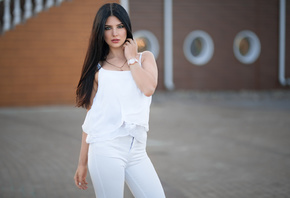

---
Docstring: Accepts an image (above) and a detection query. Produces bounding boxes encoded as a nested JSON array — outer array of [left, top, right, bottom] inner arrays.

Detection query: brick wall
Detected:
[[1, 0, 289, 106], [173, 0, 280, 90], [131, 0, 289, 90], [0, 0, 118, 106], [130, 0, 165, 90]]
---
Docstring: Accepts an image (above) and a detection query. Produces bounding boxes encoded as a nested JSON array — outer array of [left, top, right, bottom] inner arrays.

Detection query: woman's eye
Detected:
[[105, 26, 111, 30], [117, 25, 124, 29]]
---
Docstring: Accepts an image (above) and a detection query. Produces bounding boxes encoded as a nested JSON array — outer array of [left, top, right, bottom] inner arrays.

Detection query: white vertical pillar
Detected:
[[34, 0, 43, 14], [279, 0, 290, 85], [3, 0, 11, 32], [164, 0, 175, 90], [45, 0, 54, 10], [24, 0, 33, 20], [55, 0, 64, 6], [120, 0, 129, 15], [13, 0, 21, 26]]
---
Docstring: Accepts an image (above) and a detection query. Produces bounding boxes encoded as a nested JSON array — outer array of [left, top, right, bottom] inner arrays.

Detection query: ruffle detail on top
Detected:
[[85, 122, 147, 144]]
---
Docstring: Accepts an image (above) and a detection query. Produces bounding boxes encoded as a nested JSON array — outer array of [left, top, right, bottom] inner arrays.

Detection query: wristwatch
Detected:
[[127, 58, 139, 66]]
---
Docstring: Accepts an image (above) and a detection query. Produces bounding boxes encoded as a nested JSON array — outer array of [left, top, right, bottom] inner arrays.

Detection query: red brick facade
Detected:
[[0, 0, 117, 106], [130, 0, 290, 90], [130, 0, 165, 89], [0, 0, 289, 106]]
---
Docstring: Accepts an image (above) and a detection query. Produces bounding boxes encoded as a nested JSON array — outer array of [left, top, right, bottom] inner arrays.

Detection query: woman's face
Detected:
[[104, 16, 127, 49]]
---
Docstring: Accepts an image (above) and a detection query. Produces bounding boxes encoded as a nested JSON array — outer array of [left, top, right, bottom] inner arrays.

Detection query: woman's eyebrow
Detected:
[[105, 23, 123, 26]]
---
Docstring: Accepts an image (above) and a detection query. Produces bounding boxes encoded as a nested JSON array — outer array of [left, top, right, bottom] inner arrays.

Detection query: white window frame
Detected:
[[133, 30, 160, 59], [233, 30, 261, 64], [183, 30, 214, 66]]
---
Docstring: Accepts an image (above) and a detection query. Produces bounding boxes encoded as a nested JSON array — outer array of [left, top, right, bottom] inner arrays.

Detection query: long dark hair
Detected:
[[76, 3, 133, 109]]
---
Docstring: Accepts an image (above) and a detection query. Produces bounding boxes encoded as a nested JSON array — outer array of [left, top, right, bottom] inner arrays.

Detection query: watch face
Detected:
[[129, 58, 137, 65]]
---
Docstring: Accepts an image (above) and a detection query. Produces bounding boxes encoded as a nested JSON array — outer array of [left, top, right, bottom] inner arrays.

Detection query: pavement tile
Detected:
[[0, 90, 290, 198]]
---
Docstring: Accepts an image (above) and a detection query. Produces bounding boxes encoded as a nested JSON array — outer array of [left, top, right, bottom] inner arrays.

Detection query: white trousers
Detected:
[[88, 135, 166, 198]]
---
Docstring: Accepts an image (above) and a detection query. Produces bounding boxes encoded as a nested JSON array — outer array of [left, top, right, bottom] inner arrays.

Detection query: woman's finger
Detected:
[[74, 174, 78, 185], [127, 38, 134, 44], [79, 179, 88, 190], [74, 176, 81, 189], [74, 174, 87, 190]]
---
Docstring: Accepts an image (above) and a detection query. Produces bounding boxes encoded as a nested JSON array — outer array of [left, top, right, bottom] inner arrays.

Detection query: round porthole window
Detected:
[[233, 30, 261, 64], [183, 30, 214, 66], [133, 30, 159, 59]]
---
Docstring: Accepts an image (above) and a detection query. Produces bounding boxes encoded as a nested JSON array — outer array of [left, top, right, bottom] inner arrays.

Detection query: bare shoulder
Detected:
[[140, 51, 158, 78], [141, 51, 155, 60], [140, 51, 156, 68]]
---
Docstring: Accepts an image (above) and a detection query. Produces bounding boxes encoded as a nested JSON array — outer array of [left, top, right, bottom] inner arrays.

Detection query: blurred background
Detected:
[[0, 0, 290, 106], [0, 0, 290, 197]]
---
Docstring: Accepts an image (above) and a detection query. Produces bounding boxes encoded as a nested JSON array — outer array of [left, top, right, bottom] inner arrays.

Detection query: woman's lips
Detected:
[[111, 39, 120, 43]]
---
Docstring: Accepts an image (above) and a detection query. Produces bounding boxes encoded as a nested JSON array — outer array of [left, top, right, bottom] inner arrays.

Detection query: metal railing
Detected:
[[0, 0, 69, 35]]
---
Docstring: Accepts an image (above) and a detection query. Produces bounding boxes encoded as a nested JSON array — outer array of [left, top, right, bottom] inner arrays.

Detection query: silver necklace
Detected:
[[105, 59, 127, 71]]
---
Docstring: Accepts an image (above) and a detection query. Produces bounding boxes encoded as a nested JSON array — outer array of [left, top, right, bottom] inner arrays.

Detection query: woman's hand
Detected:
[[123, 38, 138, 60], [74, 165, 88, 190]]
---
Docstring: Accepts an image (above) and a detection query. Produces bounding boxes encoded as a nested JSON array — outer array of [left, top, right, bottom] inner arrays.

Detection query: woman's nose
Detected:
[[112, 28, 118, 36]]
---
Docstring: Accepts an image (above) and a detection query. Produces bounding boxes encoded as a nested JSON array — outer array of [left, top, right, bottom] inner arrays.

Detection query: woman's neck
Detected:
[[107, 47, 126, 60]]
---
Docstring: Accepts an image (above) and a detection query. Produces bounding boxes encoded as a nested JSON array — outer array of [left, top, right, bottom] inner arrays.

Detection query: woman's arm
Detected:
[[129, 51, 158, 96], [74, 132, 89, 190], [74, 72, 98, 190], [123, 39, 158, 97]]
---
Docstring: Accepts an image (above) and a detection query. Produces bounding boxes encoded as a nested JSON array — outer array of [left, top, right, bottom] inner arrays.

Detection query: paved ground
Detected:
[[0, 90, 290, 198]]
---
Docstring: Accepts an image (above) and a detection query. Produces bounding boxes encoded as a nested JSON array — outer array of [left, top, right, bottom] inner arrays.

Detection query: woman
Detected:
[[74, 3, 166, 198]]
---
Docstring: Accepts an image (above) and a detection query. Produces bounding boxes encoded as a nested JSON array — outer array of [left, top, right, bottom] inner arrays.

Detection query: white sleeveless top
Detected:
[[82, 53, 151, 143]]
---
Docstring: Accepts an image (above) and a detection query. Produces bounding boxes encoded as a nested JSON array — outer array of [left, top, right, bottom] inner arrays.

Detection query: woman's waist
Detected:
[[86, 121, 148, 144]]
